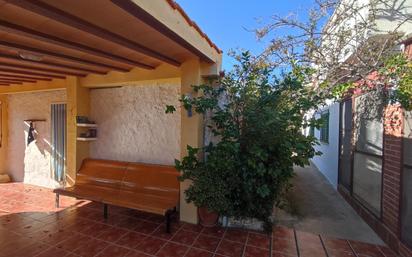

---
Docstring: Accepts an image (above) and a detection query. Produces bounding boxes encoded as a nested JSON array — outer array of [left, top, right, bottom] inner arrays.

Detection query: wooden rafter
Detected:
[[0, 76, 36, 83], [0, 63, 85, 77], [0, 53, 106, 75], [0, 84, 10, 86], [5, 0, 181, 66], [0, 80, 22, 84], [0, 67, 65, 79], [0, 40, 130, 72], [0, 73, 51, 81], [0, 20, 155, 70], [112, 0, 214, 63]]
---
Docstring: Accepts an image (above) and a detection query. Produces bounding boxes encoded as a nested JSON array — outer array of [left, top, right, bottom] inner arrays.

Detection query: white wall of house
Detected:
[[6, 90, 67, 188], [89, 79, 181, 166], [307, 101, 340, 189]]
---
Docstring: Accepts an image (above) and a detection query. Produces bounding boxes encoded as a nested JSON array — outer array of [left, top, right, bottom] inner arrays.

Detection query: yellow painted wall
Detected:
[[179, 59, 205, 224], [0, 94, 8, 174], [66, 76, 90, 186], [0, 79, 66, 95], [80, 64, 180, 88]]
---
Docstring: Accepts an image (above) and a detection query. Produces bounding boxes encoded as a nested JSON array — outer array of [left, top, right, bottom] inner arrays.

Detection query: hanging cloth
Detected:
[[27, 122, 35, 145]]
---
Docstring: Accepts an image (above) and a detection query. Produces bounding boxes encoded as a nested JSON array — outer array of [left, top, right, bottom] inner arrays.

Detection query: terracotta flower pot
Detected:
[[198, 207, 219, 227]]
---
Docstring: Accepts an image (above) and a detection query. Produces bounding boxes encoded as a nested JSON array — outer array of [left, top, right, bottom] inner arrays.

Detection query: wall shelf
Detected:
[[77, 123, 98, 128], [77, 137, 97, 142]]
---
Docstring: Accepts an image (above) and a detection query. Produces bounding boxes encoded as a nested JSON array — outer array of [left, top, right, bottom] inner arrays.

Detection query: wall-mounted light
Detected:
[[18, 52, 44, 62]]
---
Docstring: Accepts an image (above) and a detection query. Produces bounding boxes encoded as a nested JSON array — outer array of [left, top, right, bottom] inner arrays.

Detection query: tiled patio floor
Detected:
[[0, 183, 399, 257]]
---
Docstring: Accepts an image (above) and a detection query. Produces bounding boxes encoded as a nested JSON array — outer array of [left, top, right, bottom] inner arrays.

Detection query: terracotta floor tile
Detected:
[[73, 238, 108, 256], [115, 216, 142, 230], [272, 237, 298, 256], [156, 242, 189, 257], [185, 248, 214, 257], [201, 226, 226, 238], [193, 234, 221, 252], [95, 244, 131, 257], [216, 239, 244, 257], [224, 229, 248, 243], [79, 221, 112, 235], [145, 213, 165, 224], [272, 252, 297, 257], [244, 245, 270, 257], [35, 246, 70, 257], [152, 224, 179, 240], [349, 241, 385, 257], [247, 232, 271, 249], [299, 247, 328, 257], [7, 241, 50, 257], [135, 236, 167, 255], [117, 231, 148, 248], [296, 231, 322, 245], [125, 250, 153, 257], [181, 222, 204, 233], [55, 233, 91, 251], [134, 220, 160, 234], [273, 226, 295, 241], [97, 226, 129, 242], [171, 229, 199, 245], [322, 238, 353, 253], [327, 249, 357, 257]]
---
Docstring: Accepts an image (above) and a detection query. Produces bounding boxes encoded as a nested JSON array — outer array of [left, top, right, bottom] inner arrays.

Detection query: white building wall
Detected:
[[310, 102, 340, 189], [6, 90, 67, 188], [89, 79, 181, 165]]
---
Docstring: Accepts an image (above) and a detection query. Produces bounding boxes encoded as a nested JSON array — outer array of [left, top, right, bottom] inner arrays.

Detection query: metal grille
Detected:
[[339, 99, 353, 191], [51, 103, 66, 183]]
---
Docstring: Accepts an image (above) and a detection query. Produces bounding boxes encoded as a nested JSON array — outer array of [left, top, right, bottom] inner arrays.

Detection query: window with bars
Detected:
[[309, 125, 315, 137], [320, 111, 329, 143]]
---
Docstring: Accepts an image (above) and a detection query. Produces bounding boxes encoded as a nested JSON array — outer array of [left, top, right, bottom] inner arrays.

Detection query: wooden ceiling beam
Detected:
[[0, 72, 51, 81], [0, 76, 36, 83], [0, 80, 22, 84], [112, 0, 214, 63], [0, 40, 129, 72], [0, 84, 10, 86], [0, 53, 106, 75], [0, 67, 65, 79], [0, 20, 155, 70], [0, 62, 85, 77], [5, 0, 181, 66]]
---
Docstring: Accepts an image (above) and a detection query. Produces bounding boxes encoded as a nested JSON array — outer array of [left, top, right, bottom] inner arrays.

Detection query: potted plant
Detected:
[[167, 52, 321, 230]]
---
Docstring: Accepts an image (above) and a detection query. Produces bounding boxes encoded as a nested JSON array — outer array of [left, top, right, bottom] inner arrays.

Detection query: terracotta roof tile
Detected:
[[165, 0, 222, 54]]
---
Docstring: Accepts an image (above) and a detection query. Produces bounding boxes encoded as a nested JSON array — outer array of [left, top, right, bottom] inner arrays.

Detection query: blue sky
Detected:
[[175, 0, 316, 70]]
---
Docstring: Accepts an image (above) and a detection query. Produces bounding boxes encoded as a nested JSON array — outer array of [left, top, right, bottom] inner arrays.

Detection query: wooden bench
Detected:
[[54, 158, 180, 232]]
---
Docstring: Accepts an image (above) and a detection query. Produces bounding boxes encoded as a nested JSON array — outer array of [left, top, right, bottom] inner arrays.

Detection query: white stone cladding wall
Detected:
[[7, 90, 66, 188], [89, 80, 181, 165]]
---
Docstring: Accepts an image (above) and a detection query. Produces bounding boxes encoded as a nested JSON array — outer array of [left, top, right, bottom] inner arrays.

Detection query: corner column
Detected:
[[0, 95, 8, 173], [179, 59, 203, 224], [66, 76, 90, 186]]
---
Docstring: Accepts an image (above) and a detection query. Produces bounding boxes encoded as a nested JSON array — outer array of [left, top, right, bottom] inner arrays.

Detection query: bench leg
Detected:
[[165, 210, 172, 233], [55, 194, 60, 208], [165, 208, 176, 233], [103, 204, 108, 219]]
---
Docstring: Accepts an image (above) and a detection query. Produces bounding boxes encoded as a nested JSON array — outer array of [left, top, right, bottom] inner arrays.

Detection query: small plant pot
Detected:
[[198, 207, 219, 227]]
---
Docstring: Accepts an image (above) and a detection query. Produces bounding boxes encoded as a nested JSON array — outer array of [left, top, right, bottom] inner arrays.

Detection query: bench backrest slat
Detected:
[[76, 159, 180, 198], [122, 163, 180, 195], [76, 159, 127, 189]]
